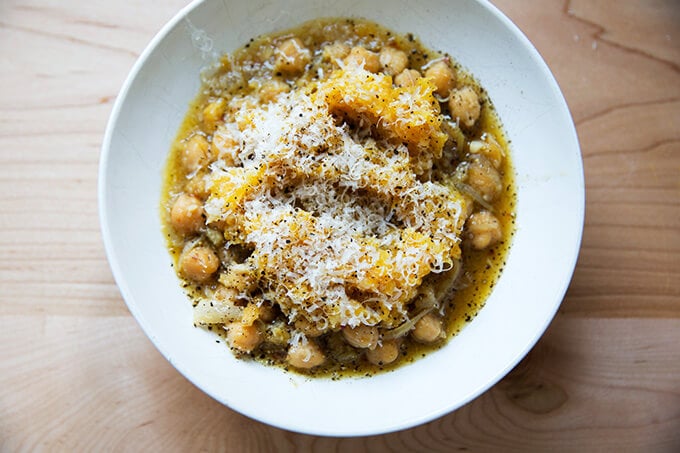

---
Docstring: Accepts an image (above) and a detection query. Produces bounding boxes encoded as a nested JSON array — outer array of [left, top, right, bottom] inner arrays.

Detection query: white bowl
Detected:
[[99, 0, 583, 436]]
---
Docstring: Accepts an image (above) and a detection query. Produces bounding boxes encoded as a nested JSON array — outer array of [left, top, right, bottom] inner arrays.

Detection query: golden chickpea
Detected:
[[342, 325, 379, 349], [424, 60, 456, 97], [469, 134, 504, 169], [449, 86, 481, 129], [366, 339, 400, 366], [322, 41, 351, 63], [286, 340, 325, 369], [219, 262, 256, 293], [344, 46, 380, 73], [182, 134, 210, 173], [274, 38, 311, 74], [227, 322, 262, 353], [179, 246, 219, 283], [412, 313, 443, 343], [466, 211, 502, 250], [238, 299, 276, 325], [202, 98, 226, 132], [183, 173, 209, 200], [211, 129, 238, 168], [212, 128, 238, 153], [394, 68, 421, 87], [294, 317, 324, 338], [170, 193, 204, 235], [379, 47, 408, 76], [213, 286, 239, 306], [467, 155, 502, 202], [259, 79, 289, 103]]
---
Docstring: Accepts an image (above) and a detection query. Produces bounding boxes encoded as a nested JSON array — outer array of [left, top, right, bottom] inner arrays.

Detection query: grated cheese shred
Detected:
[[204, 61, 467, 332]]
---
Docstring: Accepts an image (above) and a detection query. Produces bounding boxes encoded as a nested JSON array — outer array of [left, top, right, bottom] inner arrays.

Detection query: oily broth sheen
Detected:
[[161, 18, 516, 378]]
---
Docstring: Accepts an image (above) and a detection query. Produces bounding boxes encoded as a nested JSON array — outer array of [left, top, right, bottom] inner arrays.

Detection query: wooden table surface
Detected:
[[1, 0, 679, 451]]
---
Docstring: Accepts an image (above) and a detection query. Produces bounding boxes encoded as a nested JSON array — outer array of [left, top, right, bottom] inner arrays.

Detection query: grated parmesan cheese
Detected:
[[204, 60, 467, 332]]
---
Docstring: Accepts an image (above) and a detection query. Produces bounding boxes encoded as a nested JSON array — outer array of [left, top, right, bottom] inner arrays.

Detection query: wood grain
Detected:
[[1, 0, 679, 451]]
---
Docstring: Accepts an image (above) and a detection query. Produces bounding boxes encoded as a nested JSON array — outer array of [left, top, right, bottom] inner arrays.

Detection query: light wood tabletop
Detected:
[[1, 0, 679, 451]]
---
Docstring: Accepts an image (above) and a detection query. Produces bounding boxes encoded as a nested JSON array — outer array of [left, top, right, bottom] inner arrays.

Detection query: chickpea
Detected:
[[379, 47, 408, 76], [235, 298, 276, 325], [424, 60, 456, 97], [181, 134, 210, 173], [342, 325, 379, 349], [274, 38, 311, 74], [449, 86, 480, 129], [227, 322, 262, 353], [202, 98, 226, 133], [212, 128, 238, 154], [366, 339, 400, 366], [210, 130, 238, 169], [322, 41, 350, 63], [294, 317, 324, 338], [213, 286, 239, 306], [170, 193, 204, 235], [183, 173, 209, 200], [469, 134, 504, 169], [179, 246, 219, 283], [286, 340, 325, 369], [466, 211, 502, 250], [219, 262, 257, 293], [394, 68, 421, 87], [344, 46, 380, 73], [259, 79, 289, 103], [412, 313, 443, 343], [467, 155, 502, 202]]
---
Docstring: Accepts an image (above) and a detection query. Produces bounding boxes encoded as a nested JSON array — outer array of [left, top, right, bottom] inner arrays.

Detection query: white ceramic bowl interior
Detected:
[[99, 0, 584, 436]]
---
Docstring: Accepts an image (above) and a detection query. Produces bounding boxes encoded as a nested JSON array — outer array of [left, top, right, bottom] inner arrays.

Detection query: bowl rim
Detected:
[[98, 0, 585, 436]]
